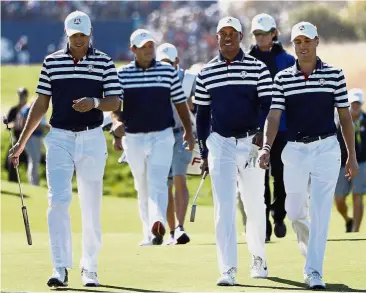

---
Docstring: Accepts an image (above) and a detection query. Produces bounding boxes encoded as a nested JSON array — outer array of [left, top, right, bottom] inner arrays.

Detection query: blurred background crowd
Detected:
[[2, 0, 366, 67]]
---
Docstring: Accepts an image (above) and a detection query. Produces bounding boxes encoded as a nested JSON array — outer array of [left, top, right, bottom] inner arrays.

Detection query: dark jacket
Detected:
[[248, 42, 295, 131]]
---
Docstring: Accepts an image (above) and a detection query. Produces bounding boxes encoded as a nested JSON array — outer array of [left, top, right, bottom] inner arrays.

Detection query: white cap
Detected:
[[348, 88, 364, 104], [156, 43, 178, 62], [291, 22, 318, 42], [130, 29, 155, 48], [64, 11, 92, 37], [251, 13, 276, 33], [217, 16, 242, 33]]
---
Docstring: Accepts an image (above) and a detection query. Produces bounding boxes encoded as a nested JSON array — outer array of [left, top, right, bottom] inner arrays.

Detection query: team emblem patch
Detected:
[[156, 76, 162, 83], [227, 18, 232, 23], [299, 25, 305, 31], [318, 78, 325, 86], [140, 33, 147, 38], [240, 71, 247, 79], [163, 48, 169, 53], [74, 17, 81, 25], [87, 65, 94, 72]]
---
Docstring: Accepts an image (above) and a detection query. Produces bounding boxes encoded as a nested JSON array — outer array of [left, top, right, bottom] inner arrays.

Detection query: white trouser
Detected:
[[206, 132, 266, 274], [122, 127, 174, 241], [282, 136, 340, 277], [44, 127, 107, 271]]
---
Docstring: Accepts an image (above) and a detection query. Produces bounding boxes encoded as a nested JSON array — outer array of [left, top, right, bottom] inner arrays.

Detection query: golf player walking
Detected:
[[195, 16, 272, 285], [113, 30, 194, 246], [9, 11, 122, 287], [259, 22, 358, 289]]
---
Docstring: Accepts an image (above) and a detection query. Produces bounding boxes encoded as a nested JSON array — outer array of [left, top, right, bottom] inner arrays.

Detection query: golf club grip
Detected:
[[22, 206, 32, 245], [190, 205, 196, 222]]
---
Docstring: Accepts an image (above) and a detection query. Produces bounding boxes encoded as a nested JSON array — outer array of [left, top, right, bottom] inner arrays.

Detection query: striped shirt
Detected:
[[36, 46, 122, 130], [194, 49, 272, 137], [270, 58, 349, 141], [118, 60, 186, 133]]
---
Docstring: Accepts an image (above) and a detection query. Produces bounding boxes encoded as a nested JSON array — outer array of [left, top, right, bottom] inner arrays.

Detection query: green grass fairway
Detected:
[[1, 181, 365, 292]]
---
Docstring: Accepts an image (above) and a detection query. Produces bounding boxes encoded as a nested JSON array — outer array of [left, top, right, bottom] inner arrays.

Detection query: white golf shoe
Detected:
[[163, 235, 175, 245], [174, 226, 190, 245], [250, 256, 268, 278], [138, 239, 152, 246], [216, 267, 237, 286], [304, 271, 326, 289], [81, 268, 100, 287], [47, 267, 68, 287]]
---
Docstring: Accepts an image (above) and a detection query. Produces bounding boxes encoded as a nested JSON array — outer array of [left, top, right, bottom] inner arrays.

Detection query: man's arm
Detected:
[[334, 69, 358, 179], [9, 94, 50, 165], [337, 107, 358, 179], [258, 72, 285, 169], [171, 69, 194, 151]]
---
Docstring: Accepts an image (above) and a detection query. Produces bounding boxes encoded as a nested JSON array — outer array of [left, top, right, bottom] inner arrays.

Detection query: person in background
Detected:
[[335, 88, 365, 232], [156, 43, 196, 245], [4, 87, 29, 182], [20, 98, 49, 185], [247, 13, 295, 242]]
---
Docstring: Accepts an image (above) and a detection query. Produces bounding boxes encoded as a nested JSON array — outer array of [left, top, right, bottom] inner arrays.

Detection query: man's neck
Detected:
[[222, 49, 240, 62], [258, 45, 272, 52], [69, 47, 88, 61], [298, 58, 317, 76], [136, 58, 153, 69]]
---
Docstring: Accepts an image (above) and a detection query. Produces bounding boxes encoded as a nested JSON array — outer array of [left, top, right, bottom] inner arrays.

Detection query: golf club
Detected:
[[190, 170, 208, 222], [3, 116, 32, 245]]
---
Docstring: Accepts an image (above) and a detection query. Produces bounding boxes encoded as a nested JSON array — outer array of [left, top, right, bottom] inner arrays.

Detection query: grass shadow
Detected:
[[327, 238, 366, 242], [267, 277, 365, 292], [1, 190, 29, 198], [54, 285, 172, 293], [100, 284, 173, 293]]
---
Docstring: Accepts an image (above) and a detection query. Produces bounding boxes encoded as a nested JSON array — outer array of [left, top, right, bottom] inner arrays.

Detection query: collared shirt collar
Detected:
[[64, 44, 95, 58], [292, 57, 323, 74], [134, 58, 157, 69], [218, 48, 245, 63]]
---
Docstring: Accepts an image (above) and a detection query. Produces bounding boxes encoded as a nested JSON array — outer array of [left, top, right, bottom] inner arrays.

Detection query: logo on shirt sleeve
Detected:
[[87, 64, 94, 72], [318, 78, 326, 86], [156, 76, 162, 83]]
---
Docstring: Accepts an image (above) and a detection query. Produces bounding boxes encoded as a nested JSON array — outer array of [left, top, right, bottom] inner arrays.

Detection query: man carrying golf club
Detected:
[[194, 16, 272, 285], [8, 10, 122, 288]]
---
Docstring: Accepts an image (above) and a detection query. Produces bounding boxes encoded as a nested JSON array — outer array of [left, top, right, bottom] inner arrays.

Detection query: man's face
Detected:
[[131, 41, 155, 63], [350, 101, 362, 118], [217, 26, 242, 55], [253, 30, 275, 49], [68, 33, 91, 52], [293, 35, 318, 62]]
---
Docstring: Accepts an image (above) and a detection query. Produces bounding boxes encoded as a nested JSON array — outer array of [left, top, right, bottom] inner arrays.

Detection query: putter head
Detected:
[[190, 205, 196, 222]]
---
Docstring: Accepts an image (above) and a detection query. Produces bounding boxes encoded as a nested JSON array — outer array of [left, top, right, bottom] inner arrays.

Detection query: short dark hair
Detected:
[[270, 28, 278, 42]]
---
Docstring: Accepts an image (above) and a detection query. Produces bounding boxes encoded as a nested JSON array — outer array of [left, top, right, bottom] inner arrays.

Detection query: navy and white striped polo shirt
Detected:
[[117, 60, 186, 133], [194, 49, 272, 137], [36, 46, 122, 130], [270, 58, 349, 141]]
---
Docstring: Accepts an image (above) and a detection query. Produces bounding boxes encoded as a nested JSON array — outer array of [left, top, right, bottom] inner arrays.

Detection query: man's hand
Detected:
[[113, 137, 123, 152], [8, 141, 26, 167], [258, 149, 270, 169], [200, 158, 209, 174], [183, 131, 195, 151], [345, 155, 358, 180], [252, 131, 263, 148], [72, 98, 94, 112], [111, 121, 125, 138]]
